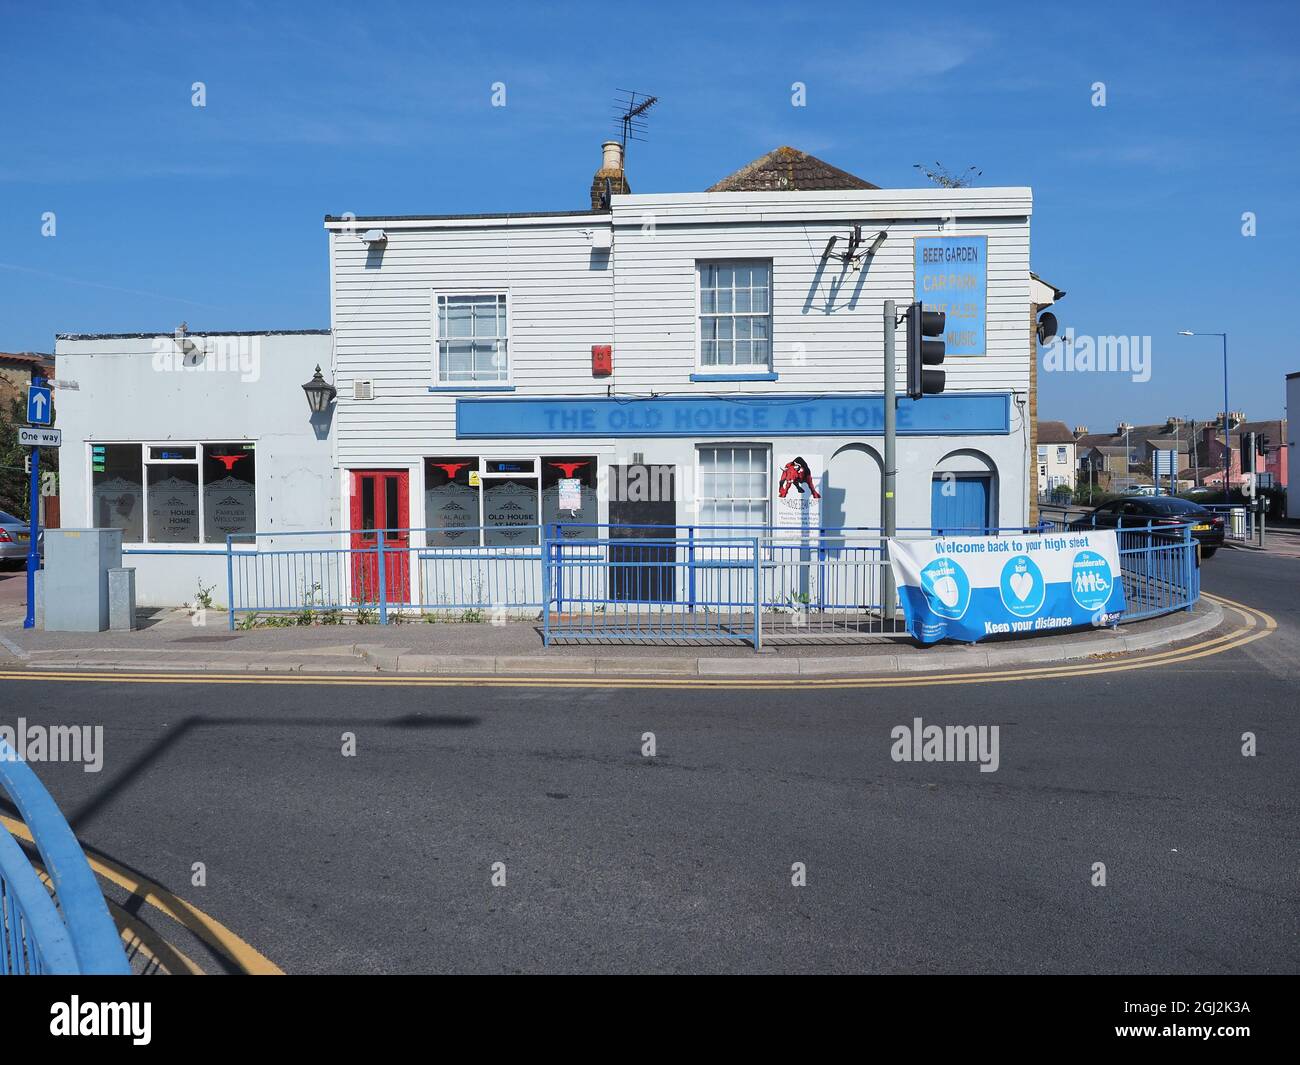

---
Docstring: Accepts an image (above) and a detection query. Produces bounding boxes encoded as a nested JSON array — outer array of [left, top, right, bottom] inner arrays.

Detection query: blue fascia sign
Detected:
[[915, 235, 987, 357], [457, 393, 1010, 439]]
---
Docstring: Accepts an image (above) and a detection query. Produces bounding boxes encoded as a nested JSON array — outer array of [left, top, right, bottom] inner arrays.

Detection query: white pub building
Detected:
[[326, 145, 1048, 558]]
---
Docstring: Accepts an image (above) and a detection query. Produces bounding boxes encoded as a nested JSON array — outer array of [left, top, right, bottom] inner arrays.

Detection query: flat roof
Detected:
[[56, 329, 330, 340], [323, 210, 604, 224]]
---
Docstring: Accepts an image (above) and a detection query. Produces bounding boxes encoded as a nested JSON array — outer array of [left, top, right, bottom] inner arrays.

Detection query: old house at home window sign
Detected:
[[423, 456, 597, 547], [90, 442, 258, 545]]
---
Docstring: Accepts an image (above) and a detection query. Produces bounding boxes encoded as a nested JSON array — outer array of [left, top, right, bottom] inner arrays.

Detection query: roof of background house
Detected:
[[1144, 433, 1195, 453], [1036, 420, 1075, 444], [1232, 418, 1284, 440], [707, 146, 880, 192], [0, 351, 54, 368]]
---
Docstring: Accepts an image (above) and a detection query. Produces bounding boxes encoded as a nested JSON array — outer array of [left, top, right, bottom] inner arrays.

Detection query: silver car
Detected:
[[0, 509, 42, 567]]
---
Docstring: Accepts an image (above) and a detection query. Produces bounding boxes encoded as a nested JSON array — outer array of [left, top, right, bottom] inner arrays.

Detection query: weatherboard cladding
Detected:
[[329, 188, 1031, 466]]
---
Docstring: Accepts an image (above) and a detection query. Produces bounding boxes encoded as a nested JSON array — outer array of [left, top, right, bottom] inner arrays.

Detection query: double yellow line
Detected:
[[0, 593, 1274, 691], [1, 813, 282, 975]]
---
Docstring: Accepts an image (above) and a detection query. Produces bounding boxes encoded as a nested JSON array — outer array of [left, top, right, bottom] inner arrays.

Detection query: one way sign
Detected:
[[27, 382, 52, 426]]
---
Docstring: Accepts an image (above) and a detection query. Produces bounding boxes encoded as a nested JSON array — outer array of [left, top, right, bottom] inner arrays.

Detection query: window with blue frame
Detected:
[[698, 262, 772, 370]]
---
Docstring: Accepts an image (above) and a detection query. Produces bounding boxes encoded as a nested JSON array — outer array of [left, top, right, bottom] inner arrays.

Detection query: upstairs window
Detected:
[[698, 262, 771, 370], [435, 293, 508, 385]]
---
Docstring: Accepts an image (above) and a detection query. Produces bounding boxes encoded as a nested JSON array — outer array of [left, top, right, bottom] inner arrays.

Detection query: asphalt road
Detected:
[[3, 547, 1297, 974]]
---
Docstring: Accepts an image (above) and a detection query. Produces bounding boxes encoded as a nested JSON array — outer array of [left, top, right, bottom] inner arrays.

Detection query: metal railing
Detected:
[[544, 536, 762, 645], [542, 525, 1052, 647], [1042, 518, 1200, 621], [222, 521, 1201, 641], [226, 527, 544, 628], [1, 738, 130, 975], [1116, 524, 1200, 620], [1203, 504, 1255, 543]]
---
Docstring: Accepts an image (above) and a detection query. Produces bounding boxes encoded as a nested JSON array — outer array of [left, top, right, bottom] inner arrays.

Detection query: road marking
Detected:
[[1, 813, 283, 975], [0, 593, 1274, 691], [34, 865, 205, 975]]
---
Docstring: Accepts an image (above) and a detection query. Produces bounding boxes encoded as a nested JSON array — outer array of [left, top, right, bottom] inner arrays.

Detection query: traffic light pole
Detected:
[[882, 299, 897, 620]]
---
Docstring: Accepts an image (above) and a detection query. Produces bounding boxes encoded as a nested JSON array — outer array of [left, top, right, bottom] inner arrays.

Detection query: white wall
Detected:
[[1289, 375, 1300, 519], [609, 189, 1031, 396], [54, 331, 337, 607], [327, 188, 1032, 460], [326, 187, 1033, 528]]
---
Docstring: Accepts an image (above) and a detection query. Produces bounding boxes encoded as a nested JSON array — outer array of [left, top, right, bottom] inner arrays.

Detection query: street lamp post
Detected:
[[1178, 331, 1229, 502]]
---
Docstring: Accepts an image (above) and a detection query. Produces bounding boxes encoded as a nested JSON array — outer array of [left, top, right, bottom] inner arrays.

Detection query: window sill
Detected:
[[429, 385, 516, 392], [689, 372, 778, 382], [121, 544, 256, 554]]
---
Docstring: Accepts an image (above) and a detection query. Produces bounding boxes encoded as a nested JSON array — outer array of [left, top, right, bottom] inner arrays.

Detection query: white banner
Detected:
[[889, 529, 1126, 644]]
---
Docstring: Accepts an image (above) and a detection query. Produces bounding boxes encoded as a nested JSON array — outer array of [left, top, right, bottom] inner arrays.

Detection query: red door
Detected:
[[350, 470, 410, 605]]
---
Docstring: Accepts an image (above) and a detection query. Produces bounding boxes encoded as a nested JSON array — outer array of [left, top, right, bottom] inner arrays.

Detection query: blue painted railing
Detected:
[[225, 527, 545, 628], [0, 738, 129, 975], [1041, 518, 1201, 621], [222, 521, 1200, 638]]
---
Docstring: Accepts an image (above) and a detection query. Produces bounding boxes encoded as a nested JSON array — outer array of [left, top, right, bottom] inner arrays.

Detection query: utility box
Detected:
[[592, 344, 612, 376], [42, 528, 123, 632], [108, 568, 138, 631]]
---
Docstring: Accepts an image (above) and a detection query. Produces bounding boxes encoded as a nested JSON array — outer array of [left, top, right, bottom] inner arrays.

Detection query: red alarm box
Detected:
[[592, 344, 612, 376]]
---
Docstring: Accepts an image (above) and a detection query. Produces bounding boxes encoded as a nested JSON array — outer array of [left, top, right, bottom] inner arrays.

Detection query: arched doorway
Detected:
[[823, 443, 883, 531], [931, 449, 998, 534]]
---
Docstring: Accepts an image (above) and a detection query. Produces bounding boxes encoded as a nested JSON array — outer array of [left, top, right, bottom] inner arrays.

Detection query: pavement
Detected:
[[0, 548, 1293, 975], [0, 577, 1223, 676]]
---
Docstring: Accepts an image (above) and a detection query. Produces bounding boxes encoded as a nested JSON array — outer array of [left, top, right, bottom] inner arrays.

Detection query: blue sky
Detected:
[[2, 0, 1297, 431]]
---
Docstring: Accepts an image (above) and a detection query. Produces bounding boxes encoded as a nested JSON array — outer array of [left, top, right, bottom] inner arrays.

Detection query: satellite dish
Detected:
[[1036, 311, 1059, 345]]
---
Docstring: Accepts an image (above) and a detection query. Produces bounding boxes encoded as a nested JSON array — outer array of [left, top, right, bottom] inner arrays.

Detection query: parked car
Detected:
[[1069, 496, 1225, 558], [0, 510, 43, 568]]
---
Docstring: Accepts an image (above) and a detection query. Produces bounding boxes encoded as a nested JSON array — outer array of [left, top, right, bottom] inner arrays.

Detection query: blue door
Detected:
[[931, 475, 991, 534]]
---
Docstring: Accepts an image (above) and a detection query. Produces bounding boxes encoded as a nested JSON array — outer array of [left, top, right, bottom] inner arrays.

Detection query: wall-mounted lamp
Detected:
[[302, 364, 337, 413], [359, 229, 387, 246]]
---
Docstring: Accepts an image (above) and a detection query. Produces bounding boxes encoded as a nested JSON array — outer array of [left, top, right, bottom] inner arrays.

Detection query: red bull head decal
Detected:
[[778, 456, 820, 499]]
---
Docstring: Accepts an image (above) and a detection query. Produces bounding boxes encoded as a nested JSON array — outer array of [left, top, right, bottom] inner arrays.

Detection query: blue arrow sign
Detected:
[[27, 382, 52, 426]]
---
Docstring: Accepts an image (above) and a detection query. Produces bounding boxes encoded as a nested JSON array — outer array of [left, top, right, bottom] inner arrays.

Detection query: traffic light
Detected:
[[906, 300, 946, 399], [1241, 431, 1257, 475]]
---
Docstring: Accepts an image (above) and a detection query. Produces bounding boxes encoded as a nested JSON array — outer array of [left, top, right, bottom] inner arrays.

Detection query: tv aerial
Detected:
[[821, 225, 887, 269], [614, 89, 658, 148]]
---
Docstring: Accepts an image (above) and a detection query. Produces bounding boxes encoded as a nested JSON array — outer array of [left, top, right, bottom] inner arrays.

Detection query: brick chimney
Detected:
[[590, 141, 630, 211], [1073, 424, 1088, 436]]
